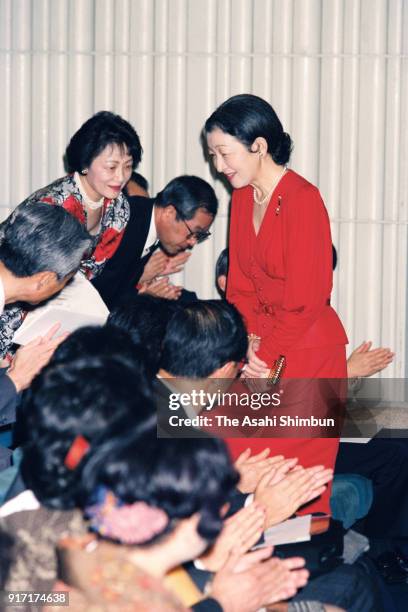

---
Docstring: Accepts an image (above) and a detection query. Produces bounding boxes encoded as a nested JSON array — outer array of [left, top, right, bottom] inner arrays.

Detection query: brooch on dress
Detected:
[[276, 195, 282, 215]]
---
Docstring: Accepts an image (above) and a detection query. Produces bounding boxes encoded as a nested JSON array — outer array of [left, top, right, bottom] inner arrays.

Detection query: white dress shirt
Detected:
[[141, 210, 159, 258]]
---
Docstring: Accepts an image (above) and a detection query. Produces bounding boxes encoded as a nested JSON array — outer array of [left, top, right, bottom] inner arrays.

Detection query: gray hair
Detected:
[[0, 201, 91, 279]]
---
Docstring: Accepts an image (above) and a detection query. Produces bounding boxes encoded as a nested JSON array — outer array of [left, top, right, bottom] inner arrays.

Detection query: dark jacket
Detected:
[[91, 197, 155, 309], [0, 369, 18, 427]]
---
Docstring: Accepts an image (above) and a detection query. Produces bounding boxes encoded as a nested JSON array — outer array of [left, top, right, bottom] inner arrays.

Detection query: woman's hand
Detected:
[[234, 448, 285, 493], [138, 277, 182, 300], [254, 464, 333, 528], [347, 341, 394, 378], [242, 336, 269, 378], [197, 503, 266, 572]]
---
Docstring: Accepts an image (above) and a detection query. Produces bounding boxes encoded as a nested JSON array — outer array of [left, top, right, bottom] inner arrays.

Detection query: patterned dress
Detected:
[[50, 535, 189, 612], [0, 174, 130, 357]]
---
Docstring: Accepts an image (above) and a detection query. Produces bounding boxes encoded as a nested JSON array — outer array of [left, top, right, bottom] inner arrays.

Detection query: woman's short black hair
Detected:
[[80, 425, 239, 544], [332, 245, 337, 271], [215, 248, 229, 280], [65, 111, 142, 173], [155, 175, 218, 220], [215, 248, 229, 297], [107, 295, 180, 375], [160, 300, 248, 378], [205, 94, 292, 165], [18, 327, 155, 510], [130, 171, 149, 192]]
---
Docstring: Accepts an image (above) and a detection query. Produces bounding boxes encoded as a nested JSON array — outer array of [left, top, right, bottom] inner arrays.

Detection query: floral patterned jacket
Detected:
[[0, 174, 130, 357]]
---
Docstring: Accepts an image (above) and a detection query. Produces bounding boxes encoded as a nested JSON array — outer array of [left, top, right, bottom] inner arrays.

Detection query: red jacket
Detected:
[[227, 170, 347, 369]]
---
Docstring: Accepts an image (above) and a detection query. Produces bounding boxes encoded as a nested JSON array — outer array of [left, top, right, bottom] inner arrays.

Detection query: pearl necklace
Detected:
[[74, 172, 105, 210], [253, 166, 288, 206]]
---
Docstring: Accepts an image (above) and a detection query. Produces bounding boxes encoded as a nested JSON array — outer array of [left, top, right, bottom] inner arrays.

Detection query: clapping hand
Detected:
[[235, 448, 287, 493], [7, 323, 68, 392], [347, 341, 394, 378], [254, 464, 333, 527], [210, 547, 308, 612], [197, 503, 266, 572]]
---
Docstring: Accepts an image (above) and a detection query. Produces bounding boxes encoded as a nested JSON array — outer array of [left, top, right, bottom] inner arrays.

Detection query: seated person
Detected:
[[52, 423, 308, 611], [0, 326, 154, 591], [107, 294, 181, 375], [0, 202, 90, 454]]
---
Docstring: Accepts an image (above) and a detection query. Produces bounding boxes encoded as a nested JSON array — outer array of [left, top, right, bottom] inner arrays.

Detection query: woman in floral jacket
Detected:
[[0, 111, 142, 357]]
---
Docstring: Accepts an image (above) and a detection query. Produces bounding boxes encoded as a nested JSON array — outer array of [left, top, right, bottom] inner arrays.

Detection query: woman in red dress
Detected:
[[205, 94, 348, 514]]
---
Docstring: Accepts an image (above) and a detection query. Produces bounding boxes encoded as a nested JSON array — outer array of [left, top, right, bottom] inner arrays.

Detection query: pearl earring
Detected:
[[81, 169, 88, 175]]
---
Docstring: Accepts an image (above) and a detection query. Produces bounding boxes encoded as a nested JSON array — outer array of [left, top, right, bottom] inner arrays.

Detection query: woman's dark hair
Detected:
[[205, 94, 292, 165], [80, 424, 239, 543], [107, 295, 180, 375], [332, 245, 337, 271], [215, 248, 229, 297], [155, 175, 218, 220], [130, 171, 149, 192], [215, 248, 228, 280], [160, 300, 248, 378], [65, 111, 142, 173], [18, 328, 155, 510]]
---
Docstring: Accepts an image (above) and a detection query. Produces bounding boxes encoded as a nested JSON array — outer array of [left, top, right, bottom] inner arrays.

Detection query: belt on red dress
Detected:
[[255, 298, 330, 315]]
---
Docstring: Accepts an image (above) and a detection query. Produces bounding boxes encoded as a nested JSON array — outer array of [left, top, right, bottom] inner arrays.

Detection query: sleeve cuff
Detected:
[[244, 493, 254, 507], [192, 598, 223, 612]]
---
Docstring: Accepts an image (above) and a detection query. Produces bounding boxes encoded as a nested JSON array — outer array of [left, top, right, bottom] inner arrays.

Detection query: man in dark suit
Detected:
[[92, 175, 218, 308]]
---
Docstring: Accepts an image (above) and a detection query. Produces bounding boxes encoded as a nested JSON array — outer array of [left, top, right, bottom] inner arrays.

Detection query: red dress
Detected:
[[226, 170, 348, 514]]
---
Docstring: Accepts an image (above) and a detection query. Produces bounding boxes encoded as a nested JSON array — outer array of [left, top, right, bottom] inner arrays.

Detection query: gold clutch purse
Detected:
[[267, 355, 286, 385]]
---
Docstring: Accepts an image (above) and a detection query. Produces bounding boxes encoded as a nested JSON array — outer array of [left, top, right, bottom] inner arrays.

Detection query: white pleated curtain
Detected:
[[0, 0, 407, 377]]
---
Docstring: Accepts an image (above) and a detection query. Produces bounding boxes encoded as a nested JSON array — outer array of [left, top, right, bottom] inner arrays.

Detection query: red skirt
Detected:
[[226, 344, 347, 514]]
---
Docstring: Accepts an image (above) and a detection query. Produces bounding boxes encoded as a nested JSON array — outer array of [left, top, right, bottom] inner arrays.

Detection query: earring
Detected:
[[81, 169, 88, 175]]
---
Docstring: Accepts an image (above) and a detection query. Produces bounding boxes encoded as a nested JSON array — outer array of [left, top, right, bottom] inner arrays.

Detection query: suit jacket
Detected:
[[91, 197, 155, 309], [0, 370, 18, 469], [0, 369, 17, 427]]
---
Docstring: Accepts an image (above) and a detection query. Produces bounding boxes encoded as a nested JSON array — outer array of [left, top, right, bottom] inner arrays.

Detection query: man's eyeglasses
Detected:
[[178, 216, 211, 244]]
